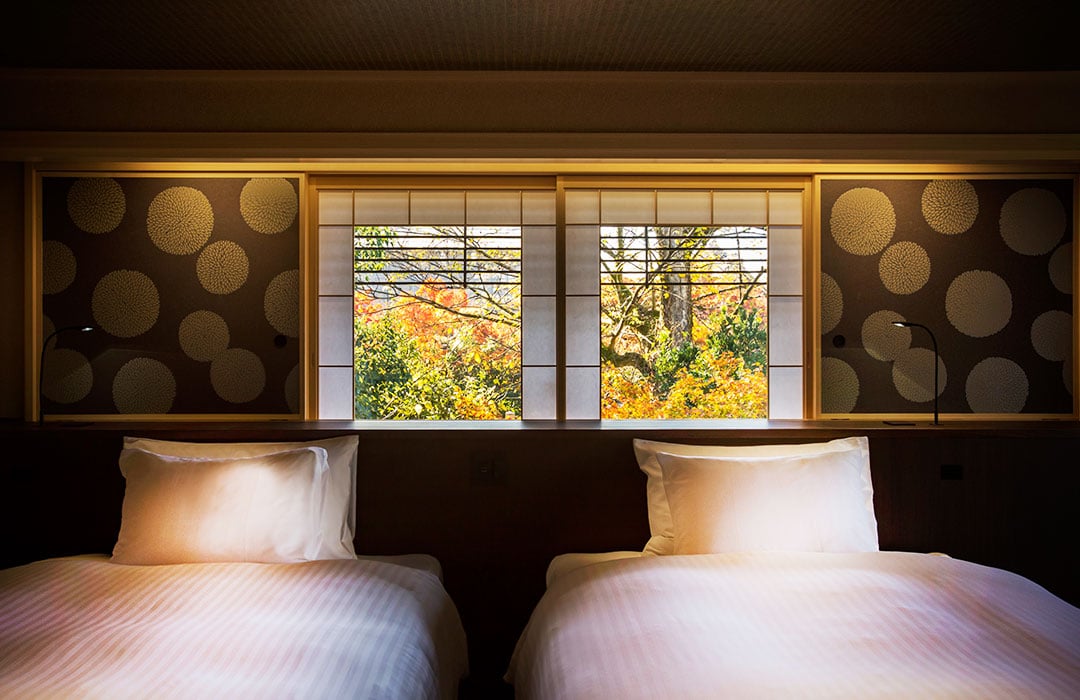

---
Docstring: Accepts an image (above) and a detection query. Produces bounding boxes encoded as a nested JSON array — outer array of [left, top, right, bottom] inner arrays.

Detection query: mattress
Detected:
[[0, 555, 468, 699], [508, 550, 1080, 699]]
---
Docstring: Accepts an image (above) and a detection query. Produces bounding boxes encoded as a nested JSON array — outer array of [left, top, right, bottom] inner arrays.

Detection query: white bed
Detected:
[[508, 436, 1080, 698], [508, 550, 1080, 699], [1, 554, 467, 699], [0, 435, 468, 699]]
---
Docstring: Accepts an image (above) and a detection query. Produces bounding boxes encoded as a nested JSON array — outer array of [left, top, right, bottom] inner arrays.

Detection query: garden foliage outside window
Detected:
[[316, 184, 804, 421]]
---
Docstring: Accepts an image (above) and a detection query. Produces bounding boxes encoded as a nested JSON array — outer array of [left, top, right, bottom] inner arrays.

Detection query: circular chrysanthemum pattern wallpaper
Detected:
[[41, 176, 301, 415], [820, 178, 1073, 415], [67, 177, 126, 234], [830, 187, 896, 255]]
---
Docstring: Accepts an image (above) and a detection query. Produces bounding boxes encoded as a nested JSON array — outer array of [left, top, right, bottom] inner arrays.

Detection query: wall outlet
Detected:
[[470, 462, 503, 484]]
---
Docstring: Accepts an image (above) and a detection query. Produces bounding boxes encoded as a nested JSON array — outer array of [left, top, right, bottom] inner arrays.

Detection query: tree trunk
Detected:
[[659, 227, 692, 346]]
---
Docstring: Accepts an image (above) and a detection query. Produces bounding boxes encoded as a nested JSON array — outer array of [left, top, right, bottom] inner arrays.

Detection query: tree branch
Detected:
[[358, 290, 519, 329], [600, 345, 651, 376]]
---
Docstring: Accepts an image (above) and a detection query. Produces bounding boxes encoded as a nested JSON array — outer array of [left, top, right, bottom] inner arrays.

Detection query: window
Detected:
[[560, 185, 805, 420], [317, 179, 804, 421], [353, 221, 522, 419], [599, 224, 768, 419], [317, 184, 556, 419]]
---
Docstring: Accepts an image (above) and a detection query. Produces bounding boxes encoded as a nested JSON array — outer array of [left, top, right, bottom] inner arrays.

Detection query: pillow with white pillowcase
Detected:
[[112, 446, 330, 565], [633, 436, 874, 554], [122, 435, 359, 560], [656, 447, 879, 555]]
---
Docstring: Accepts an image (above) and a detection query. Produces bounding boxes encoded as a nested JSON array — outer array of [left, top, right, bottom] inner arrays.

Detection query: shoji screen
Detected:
[[316, 186, 556, 420], [563, 184, 806, 420], [316, 180, 803, 421]]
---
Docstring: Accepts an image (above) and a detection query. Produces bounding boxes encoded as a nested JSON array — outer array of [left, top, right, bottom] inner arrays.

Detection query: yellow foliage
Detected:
[[602, 351, 767, 420]]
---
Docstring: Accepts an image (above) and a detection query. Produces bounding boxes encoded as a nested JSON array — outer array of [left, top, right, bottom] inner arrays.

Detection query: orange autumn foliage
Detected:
[[602, 351, 767, 420]]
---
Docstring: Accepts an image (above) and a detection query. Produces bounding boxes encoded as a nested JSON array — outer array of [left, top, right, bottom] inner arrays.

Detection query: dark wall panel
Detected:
[[820, 176, 1075, 416], [40, 175, 301, 416]]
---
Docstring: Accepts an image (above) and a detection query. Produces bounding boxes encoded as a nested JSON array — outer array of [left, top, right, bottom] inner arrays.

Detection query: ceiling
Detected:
[[3, 0, 1077, 73]]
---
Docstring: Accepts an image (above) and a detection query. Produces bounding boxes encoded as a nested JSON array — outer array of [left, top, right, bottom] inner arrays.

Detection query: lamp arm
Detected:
[[909, 323, 940, 425], [928, 328, 939, 425], [891, 320, 940, 425], [37, 325, 94, 425]]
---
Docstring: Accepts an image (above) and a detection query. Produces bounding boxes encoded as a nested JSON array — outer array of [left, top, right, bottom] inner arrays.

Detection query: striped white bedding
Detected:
[[0, 555, 468, 699], [508, 551, 1080, 699]]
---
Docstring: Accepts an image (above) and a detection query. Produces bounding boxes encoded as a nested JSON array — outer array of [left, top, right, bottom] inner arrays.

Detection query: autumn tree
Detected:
[[353, 225, 521, 420], [352, 223, 769, 420], [599, 225, 768, 419]]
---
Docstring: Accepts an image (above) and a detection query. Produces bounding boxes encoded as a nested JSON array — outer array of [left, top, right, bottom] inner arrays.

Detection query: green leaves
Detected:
[[706, 304, 767, 370]]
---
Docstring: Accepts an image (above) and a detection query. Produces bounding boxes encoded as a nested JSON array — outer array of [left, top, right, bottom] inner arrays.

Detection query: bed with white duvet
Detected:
[[0, 435, 468, 699], [508, 550, 1080, 699], [1, 554, 467, 699], [507, 436, 1080, 699]]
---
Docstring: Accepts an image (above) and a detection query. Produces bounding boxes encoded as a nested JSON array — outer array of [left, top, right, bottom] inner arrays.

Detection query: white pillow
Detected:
[[656, 448, 879, 554], [123, 435, 358, 560], [112, 446, 329, 565], [633, 436, 872, 554]]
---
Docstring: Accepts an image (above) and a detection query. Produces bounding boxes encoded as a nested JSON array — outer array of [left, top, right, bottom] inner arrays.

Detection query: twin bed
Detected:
[[1, 554, 466, 699], [508, 550, 1080, 698], [2, 434, 1078, 698], [509, 437, 1080, 699], [0, 435, 468, 699]]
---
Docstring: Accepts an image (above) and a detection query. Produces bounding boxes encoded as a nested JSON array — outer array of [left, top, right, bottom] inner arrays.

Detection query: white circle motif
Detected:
[[821, 273, 843, 335], [179, 310, 230, 362], [41, 348, 93, 404], [147, 186, 215, 255], [861, 310, 911, 362], [113, 358, 176, 413], [921, 179, 978, 235], [91, 270, 160, 338], [240, 178, 298, 234], [264, 269, 299, 337], [966, 357, 1028, 413], [945, 270, 1012, 338], [999, 188, 1065, 256], [892, 347, 947, 403], [67, 178, 125, 234], [1030, 310, 1072, 362], [197, 240, 249, 295], [829, 187, 896, 256], [821, 357, 859, 413], [879, 241, 930, 295], [42, 240, 77, 295], [210, 348, 266, 403], [1048, 243, 1072, 295]]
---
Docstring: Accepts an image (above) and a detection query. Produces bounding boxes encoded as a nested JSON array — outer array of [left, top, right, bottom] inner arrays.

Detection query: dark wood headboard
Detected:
[[2, 421, 1077, 696]]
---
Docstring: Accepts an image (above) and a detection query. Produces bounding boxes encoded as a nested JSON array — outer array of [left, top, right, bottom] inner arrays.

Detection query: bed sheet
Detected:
[[509, 550, 1080, 699], [0, 555, 467, 699]]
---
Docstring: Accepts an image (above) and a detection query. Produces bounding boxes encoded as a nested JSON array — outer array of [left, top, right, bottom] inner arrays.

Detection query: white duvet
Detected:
[[0, 555, 468, 699], [508, 551, 1080, 699]]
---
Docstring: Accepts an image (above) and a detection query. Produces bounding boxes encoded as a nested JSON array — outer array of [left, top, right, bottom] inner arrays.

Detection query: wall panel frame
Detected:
[[30, 168, 308, 421]]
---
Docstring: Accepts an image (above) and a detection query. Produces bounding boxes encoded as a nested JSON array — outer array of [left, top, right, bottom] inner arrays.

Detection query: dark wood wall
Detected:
[[1, 421, 1078, 697]]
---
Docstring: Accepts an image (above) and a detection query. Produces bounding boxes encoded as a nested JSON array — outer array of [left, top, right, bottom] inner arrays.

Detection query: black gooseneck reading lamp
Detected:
[[38, 324, 95, 425], [892, 320, 940, 426]]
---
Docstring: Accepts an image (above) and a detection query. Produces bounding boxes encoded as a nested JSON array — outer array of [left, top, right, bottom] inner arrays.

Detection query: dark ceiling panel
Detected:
[[2, 0, 1076, 72]]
